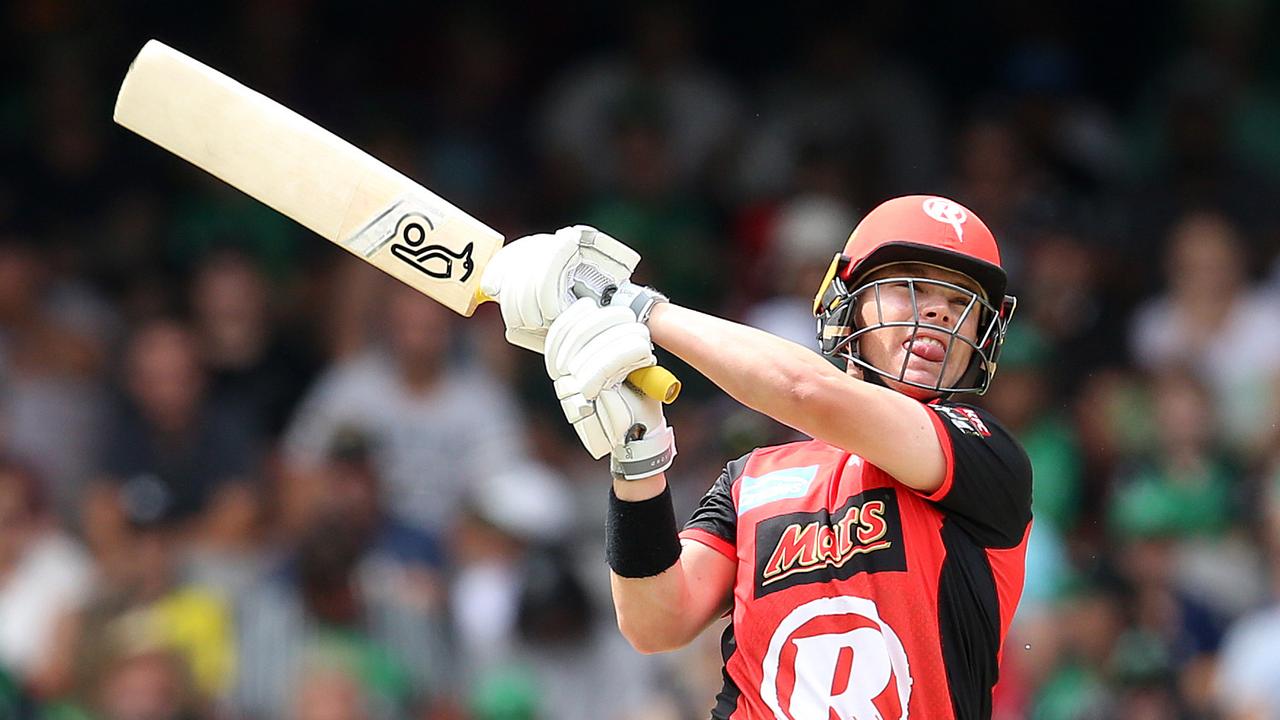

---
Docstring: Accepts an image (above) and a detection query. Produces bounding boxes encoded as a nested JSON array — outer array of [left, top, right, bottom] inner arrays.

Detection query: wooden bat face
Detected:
[[113, 40, 502, 316], [113, 40, 682, 404]]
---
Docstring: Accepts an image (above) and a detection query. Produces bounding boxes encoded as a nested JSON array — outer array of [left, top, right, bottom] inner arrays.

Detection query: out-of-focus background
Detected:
[[2, 1, 1280, 718]]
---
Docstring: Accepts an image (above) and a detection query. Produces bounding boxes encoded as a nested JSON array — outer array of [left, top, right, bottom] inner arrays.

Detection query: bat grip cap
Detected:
[[627, 366, 681, 404]]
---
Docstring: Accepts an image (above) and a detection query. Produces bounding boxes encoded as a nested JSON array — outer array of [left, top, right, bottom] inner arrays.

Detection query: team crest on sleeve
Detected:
[[936, 406, 991, 437]]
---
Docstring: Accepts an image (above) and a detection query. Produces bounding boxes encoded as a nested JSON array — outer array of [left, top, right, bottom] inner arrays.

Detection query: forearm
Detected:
[[646, 302, 946, 491], [647, 303, 848, 434], [610, 555, 702, 653], [609, 473, 730, 652]]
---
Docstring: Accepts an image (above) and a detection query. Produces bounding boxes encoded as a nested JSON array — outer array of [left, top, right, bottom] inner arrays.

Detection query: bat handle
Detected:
[[626, 365, 681, 404], [476, 286, 682, 405], [569, 280, 681, 405]]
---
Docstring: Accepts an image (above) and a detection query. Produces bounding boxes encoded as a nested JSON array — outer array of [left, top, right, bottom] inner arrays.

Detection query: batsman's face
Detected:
[[853, 263, 983, 399]]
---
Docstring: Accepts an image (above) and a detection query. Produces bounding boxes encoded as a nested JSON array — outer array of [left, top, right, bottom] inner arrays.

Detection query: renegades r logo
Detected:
[[754, 488, 906, 598]]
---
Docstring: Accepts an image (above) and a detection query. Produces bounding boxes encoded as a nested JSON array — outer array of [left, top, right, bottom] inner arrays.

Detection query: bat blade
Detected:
[[113, 39, 501, 316], [113, 40, 680, 404]]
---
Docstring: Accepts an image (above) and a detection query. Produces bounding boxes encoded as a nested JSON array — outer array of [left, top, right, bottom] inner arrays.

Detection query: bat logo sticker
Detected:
[[389, 213, 475, 282]]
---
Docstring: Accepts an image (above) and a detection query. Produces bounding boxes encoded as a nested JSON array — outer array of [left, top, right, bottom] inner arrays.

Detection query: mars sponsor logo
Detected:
[[754, 488, 906, 597]]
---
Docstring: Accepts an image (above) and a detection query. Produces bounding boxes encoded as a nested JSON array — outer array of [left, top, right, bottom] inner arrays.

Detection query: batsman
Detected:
[[481, 195, 1033, 720]]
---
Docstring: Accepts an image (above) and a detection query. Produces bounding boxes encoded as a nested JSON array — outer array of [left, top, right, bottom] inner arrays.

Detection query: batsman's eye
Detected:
[[882, 281, 912, 298]]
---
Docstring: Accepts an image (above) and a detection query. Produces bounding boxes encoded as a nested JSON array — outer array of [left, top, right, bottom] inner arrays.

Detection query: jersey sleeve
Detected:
[[679, 453, 750, 561], [922, 402, 1033, 548]]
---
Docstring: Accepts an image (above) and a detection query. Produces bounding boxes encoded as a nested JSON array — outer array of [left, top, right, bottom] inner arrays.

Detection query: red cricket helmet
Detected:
[[813, 195, 1017, 395]]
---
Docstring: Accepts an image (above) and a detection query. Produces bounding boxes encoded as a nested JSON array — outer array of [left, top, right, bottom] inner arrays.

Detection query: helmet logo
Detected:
[[922, 197, 967, 241]]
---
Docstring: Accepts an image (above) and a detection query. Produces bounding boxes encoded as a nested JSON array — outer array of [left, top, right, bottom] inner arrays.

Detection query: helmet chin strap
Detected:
[[845, 347, 889, 388], [861, 365, 890, 388]]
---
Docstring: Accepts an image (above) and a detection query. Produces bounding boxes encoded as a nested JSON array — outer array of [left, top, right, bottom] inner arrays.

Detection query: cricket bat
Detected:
[[113, 40, 679, 403]]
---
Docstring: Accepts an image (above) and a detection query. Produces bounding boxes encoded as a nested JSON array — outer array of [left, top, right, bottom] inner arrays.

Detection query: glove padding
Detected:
[[546, 298, 655, 400], [479, 225, 640, 352], [598, 386, 677, 480], [546, 299, 676, 480]]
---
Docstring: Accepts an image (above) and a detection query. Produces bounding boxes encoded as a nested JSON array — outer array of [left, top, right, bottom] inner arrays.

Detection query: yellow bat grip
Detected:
[[626, 365, 681, 404], [475, 290, 681, 404]]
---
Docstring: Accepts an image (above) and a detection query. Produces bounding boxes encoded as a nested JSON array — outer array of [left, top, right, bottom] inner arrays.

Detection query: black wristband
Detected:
[[606, 485, 682, 578]]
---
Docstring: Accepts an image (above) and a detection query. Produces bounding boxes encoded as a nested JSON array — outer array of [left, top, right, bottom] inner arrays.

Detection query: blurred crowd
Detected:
[[3, 1, 1280, 718]]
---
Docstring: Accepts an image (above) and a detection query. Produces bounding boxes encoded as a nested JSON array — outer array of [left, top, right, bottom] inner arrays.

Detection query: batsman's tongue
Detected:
[[906, 338, 946, 362]]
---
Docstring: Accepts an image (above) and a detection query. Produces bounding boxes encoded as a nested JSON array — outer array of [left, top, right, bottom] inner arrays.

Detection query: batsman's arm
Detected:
[[646, 303, 948, 493], [609, 473, 736, 653]]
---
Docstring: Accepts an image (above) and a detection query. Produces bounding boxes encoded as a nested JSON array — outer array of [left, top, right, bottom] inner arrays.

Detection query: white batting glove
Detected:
[[546, 299, 676, 480], [479, 225, 640, 353], [598, 386, 677, 480], [545, 299, 655, 399], [604, 281, 669, 325]]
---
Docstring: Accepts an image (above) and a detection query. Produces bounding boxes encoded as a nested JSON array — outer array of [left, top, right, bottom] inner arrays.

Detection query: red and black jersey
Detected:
[[680, 400, 1032, 720]]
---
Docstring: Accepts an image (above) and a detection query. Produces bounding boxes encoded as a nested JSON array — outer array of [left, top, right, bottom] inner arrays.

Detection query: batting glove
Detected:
[[546, 299, 676, 480], [479, 225, 639, 353], [604, 281, 669, 325]]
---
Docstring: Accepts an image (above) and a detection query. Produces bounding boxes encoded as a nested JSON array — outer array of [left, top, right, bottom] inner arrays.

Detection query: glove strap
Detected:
[[606, 282, 668, 324], [610, 425, 676, 480]]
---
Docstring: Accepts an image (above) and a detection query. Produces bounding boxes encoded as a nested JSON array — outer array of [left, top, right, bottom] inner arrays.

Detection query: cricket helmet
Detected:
[[813, 195, 1017, 395]]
